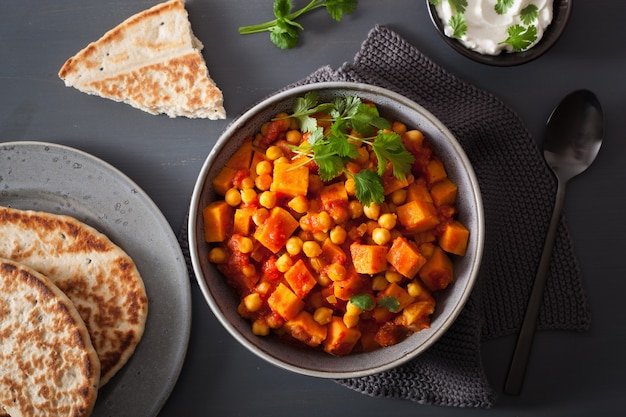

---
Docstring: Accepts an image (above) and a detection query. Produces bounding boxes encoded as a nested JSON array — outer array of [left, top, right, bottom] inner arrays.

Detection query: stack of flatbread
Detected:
[[58, 0, 226, 119], [0, 206, 149, 417]]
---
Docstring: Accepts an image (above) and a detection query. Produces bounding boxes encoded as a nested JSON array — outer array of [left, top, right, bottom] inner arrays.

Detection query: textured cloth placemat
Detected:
[[180, 25, 591, 408]]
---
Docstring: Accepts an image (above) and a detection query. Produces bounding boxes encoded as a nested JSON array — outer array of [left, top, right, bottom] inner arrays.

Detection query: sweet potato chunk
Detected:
[[284, 259, 317, 299], [321, 182, 349, 207], [418, 246, 454, 291], [268, 283, 304, 321], [425, 157, 447, 185], [378, 283, 415, 312], [285, 310, 328, 347], [203, 201, 233, 242], [386, 237, 427, 278], [405, 179, 433, 203], [212, 166, 238, 196], [271, 159, 309, 198], [430, 178, 458, 207], [396, 200, 440, 232], [401, 300, 435, 326], [332, 269, 371, 301], [350, 242, 388, 275], [233, 207, 255, 235], [324, 316, 361, 356], [254, 207, 299, 253], [226, 136, 254, 170], [439, 220, 470, 256]]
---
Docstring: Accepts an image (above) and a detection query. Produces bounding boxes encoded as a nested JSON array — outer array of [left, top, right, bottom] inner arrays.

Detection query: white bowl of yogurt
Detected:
[[427, 0, 573, 66]]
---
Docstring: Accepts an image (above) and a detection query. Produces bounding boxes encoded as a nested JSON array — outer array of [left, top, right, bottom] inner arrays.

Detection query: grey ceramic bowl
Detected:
[[188, 82, 484, 378], [427, 0, 573, 66]]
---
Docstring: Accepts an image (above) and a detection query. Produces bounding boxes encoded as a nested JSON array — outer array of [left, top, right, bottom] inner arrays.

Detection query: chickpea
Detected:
[[285, 236, 304, 255], [371, 227, 391, 245], [392, 121, 408, 135], [238, 237, 254, 254], [208, 247, 227, 263], [240, 188, 257, 205], [255, 174, 272, 191], [265, 146, 282, 161], [276, 253, 293, 272], [255, 160, 273, 176], [378, 213, 397, 230], [348, 200, 363, 219], [224, 187, 242, 207], [326, 263, 347, 281], [329, 225, 347, 245], [316, 211, 333, 232], [243, 293, 263, 312], [372, 275, 389, 291], [286, 129, 302, 145], [344, 177, 356, 196], [343, 311, 360, 328], [363, 203, 380, 220], [404, 129, 424, 145], [313, 307, 333, 325], [302, 240, 322, 258], [390, 188, 407, 205], [385, 270, 404, 284], [252, 319, 270, 336], [240, 176, 255, 189], [259, 191, 277, 209], [242, 264, 256, 278], [252, 207, 269, 226]]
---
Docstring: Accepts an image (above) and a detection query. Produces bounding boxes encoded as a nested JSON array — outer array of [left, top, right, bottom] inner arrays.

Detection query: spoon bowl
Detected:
[[504, 89, 604, 395]]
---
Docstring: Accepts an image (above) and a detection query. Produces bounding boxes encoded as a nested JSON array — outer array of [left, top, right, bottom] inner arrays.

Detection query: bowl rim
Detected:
[[188, 81, 485, 378], [426, 0, 574, 67]]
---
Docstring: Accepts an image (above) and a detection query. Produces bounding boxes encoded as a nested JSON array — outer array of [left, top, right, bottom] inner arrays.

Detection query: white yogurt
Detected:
[[434, 0, 553, 55]]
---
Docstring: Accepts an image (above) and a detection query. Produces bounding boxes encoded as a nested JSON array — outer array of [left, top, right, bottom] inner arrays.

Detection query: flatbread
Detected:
[[0, 206, 148, 387], [58, 0, 226, 119], [0, 258, 100, 417]]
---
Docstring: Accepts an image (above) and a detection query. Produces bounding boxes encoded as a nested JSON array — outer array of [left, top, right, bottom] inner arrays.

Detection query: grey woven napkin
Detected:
[[291, 25, 591, 407], [179, 25, 591, 408]]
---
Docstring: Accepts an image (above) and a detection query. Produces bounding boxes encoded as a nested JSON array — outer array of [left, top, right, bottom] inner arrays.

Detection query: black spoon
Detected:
[[504, 89, 604, 395]]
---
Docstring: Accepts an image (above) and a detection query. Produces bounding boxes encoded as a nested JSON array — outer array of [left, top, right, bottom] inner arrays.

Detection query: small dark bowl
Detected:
[[427, 0, 573, 66]]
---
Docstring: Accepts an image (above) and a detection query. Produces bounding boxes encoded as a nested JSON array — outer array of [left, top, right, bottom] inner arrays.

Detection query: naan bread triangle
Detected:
[[58, 0, 225, 119]]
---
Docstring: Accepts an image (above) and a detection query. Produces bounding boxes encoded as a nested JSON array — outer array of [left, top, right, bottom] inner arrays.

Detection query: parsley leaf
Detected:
[[371, 132, 415, 179], [239, 0, 358, 49], [378, 296, 401, 313], [350, 294, 375, 310], [352, 170, 385, 207], [449, 0, 468, 14], [494, 0, 514, 15], [449, 13, 467, 39], [520, 4, 539, 25], [289, 94, 415, 206], [501, 24, 537, 51], [428, 0, 442, 5]]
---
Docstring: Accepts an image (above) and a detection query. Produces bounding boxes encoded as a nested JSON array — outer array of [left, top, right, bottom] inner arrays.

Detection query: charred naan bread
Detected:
[[0, 258, 100, 417], [58, 0, 225, 119], [0, 206, 148, 387]]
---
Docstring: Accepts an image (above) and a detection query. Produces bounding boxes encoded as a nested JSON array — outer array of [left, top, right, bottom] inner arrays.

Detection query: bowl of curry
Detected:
[[188, 82, 484, 378]]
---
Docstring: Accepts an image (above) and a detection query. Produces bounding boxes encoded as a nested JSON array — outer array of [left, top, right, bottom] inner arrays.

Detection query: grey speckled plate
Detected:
[[0, 141, 191, 417]]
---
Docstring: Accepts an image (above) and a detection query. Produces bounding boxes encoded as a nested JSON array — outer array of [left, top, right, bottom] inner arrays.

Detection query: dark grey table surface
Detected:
[[1, 1, 625, 416]]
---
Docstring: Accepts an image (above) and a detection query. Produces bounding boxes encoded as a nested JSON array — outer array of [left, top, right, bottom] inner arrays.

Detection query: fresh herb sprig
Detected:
[[238, 0, 358, 50], [429, 0, 468, 39], [285, 92, 415, 207], [501, 23, 537, 51]]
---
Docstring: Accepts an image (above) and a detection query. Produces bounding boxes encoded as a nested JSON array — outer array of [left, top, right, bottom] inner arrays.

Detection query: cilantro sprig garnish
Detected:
[[494, 0, 514, 15], [520, 4, 539, 25], [501, 24, 537, 51], [238, 0, 358, 50], [286, 92, 415, 207], [449, 13, 467, 39], [350, 294, 401, 312]]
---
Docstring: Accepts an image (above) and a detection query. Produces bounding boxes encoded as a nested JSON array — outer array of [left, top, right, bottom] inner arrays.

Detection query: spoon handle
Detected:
[[504, 180, 567, 395]]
